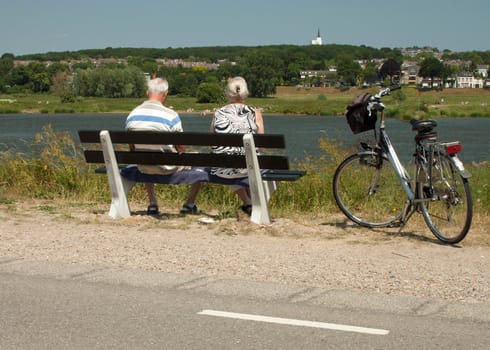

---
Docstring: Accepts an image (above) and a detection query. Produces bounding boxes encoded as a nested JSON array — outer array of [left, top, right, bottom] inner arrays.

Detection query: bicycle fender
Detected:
[[450, 155, 471, 179]]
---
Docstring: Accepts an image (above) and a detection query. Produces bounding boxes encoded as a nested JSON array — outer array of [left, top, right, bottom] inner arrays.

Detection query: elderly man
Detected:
[[125, 77, 201, 215]]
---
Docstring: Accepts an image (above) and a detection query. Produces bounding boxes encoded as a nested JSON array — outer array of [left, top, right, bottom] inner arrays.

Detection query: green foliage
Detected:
[[390, 89, 406, 102], [0, 130, 489, 223], [5, 45, 490, 99], [73, 66, 146, 98], [336, 54, 361, 86], [17, 45, 401, 64], [240, 50, 283, 97], [196, 82, 225, 103], [0, 126, 96, 199], [60, 91, 76, 103], [419, 57, 445, 82], [471, 162, 490, 213]]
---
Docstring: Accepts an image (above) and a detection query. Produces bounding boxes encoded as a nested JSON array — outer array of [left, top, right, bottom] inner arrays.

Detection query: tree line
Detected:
[[1, 45, 489, 101]]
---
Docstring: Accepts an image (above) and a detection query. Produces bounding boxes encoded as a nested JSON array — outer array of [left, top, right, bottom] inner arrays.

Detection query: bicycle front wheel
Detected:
[[418, 154, 472, 244], [333, 152, 406, 227]]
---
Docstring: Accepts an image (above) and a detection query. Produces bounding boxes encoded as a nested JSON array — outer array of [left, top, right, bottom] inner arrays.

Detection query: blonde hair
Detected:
[[147, 77, 169, 94], [226, 76, 249, 101]]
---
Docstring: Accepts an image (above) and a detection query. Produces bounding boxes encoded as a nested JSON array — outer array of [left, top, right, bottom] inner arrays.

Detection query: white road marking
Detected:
[[198, 309, 390, 335]]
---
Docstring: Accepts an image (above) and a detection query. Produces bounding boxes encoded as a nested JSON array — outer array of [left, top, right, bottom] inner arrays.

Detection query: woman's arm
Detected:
[[255, 109, 264, 134]]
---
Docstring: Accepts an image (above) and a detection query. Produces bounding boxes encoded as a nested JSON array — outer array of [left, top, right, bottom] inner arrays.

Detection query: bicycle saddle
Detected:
[[410, 119, 437, 132]]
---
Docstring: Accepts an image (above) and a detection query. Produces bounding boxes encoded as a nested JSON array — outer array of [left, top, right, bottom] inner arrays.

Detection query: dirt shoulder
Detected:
[[0, 199, 488, 305]]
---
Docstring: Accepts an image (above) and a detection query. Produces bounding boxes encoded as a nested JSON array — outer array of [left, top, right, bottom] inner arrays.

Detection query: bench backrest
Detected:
[[78, 130, 291, 170]]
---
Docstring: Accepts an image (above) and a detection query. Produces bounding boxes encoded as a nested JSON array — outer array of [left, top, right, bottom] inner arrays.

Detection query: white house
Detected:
[[456, 72, 484, 88], [476, 65, 489, 78]]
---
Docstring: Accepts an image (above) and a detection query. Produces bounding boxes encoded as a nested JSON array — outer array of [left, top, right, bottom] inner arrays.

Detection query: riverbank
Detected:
[[1, 86, 490, 117]]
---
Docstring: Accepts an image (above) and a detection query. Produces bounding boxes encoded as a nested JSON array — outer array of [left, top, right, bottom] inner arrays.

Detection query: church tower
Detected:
[[311, 29, 323, 45]]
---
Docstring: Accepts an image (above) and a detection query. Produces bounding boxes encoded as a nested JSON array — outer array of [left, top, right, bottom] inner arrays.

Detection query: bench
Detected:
[[78, 130, 305, 225]]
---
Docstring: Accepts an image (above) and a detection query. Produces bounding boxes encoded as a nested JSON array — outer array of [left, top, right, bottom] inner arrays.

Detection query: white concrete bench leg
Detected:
[[243, 134, 271, 225], [263, 180, 277, 202], [99, 130, 131, 219]]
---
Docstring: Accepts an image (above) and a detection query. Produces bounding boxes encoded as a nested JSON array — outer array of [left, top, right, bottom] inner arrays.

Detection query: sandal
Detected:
[[241, 204, 252, 216], [180, 204, 200, 215], [147, 204, 159, 215]]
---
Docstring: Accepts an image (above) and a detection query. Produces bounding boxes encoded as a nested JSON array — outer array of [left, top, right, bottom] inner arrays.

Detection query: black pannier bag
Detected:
[[345, 92, 377, 134]]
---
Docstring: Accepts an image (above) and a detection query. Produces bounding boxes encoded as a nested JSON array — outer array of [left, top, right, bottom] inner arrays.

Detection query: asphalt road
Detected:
[[0, 258, 489, 349]]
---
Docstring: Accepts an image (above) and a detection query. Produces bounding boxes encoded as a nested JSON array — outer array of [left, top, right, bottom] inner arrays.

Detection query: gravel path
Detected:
[[1, 200, 488, 304]]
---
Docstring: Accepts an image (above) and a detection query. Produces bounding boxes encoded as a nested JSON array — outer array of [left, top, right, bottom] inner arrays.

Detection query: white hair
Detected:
[[147, 77, 169, 94], [226, 76, 249, 101]]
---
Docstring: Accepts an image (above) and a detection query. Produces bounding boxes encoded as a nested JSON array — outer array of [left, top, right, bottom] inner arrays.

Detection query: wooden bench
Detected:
[[78, 130, 305, 224]]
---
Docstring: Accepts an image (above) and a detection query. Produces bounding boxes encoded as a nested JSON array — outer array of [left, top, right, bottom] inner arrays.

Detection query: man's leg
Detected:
[[145, 183, 159, 214], [180, 183, 203, 215], [186, 182, 203, 204]]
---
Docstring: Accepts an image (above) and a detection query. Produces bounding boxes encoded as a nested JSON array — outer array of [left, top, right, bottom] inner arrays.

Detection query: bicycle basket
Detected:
[[345, 92, 377, 134]]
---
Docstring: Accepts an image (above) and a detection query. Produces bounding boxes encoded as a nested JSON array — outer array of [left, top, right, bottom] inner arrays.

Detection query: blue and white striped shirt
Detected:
[[125, 100, 184, 175]]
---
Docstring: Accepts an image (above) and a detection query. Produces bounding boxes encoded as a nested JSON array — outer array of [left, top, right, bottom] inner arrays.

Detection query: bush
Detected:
[[60, 91, 76, 103], [196, 82, 224, 103]]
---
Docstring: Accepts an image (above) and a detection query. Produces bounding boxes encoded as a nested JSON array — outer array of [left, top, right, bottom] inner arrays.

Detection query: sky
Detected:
[[1, 0, 489, 56]]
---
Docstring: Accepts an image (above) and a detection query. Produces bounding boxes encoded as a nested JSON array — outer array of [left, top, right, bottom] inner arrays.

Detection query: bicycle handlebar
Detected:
[[373, 84, 401, 100]]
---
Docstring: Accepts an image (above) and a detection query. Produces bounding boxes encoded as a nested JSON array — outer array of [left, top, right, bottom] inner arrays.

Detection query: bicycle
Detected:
[[333, 85, 472, 244]]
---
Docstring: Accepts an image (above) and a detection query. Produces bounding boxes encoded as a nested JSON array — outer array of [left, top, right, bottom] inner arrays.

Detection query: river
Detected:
[[0, 114, 488, 163]]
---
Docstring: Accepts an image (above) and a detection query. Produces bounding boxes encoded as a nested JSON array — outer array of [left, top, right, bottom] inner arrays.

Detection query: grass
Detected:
[[1, 127, 488, 229], [1, 86, 490, 117]]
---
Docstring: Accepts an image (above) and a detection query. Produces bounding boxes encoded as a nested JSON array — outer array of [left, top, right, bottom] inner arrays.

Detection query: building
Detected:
[[476, 65, 489, 78], [400, 62, 421, 85], [311, 29, 323, 45], [456, 72, 484, 88]]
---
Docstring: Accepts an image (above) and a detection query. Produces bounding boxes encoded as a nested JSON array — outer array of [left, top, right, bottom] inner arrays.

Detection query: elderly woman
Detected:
[[210, 76, 265, 215]]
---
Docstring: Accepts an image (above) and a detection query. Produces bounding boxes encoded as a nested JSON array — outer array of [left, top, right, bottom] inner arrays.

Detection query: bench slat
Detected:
[[262, 169, 306, 181], [84, 150, 291, 170], [78, 130, 286, 148]]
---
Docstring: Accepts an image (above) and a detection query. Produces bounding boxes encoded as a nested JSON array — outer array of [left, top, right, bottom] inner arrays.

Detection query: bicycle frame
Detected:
[[366, 111, 429, 226], [335, 85, 472, 243], [377, 116, 415, 201]]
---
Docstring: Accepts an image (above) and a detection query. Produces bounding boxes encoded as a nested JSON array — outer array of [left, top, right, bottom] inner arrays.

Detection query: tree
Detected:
[[336, 54, 361, 86], [8, 65, 31, 88], [72, 66, 146, 98], [215, 61, 242, 81], [128, 56, 158, 75], [419, 57, 445, 88], [0, 54, 14, 76], [379, 59, 401, 83], [361, 61, 379, 85], [239, 51, 283, 97], [47, 62, 69, 78], [0, 54, 14, 92]]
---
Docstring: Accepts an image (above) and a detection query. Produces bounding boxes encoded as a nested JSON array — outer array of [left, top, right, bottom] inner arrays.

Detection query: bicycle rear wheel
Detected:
[[418, 154, 472, 244], [333, 152, 406, 227]]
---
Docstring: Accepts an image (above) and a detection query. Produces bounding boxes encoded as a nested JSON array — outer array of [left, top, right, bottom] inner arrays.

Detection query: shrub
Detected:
[[196, 82, 224, 104]]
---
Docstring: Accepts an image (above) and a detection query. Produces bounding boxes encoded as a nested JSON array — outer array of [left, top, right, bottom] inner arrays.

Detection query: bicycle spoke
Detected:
[[333, 152, 405, 227], [419, 154, 472, 244]]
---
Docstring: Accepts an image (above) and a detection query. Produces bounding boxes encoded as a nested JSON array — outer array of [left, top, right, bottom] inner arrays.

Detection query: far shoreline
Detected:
[[1, 86, 490, 118]]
